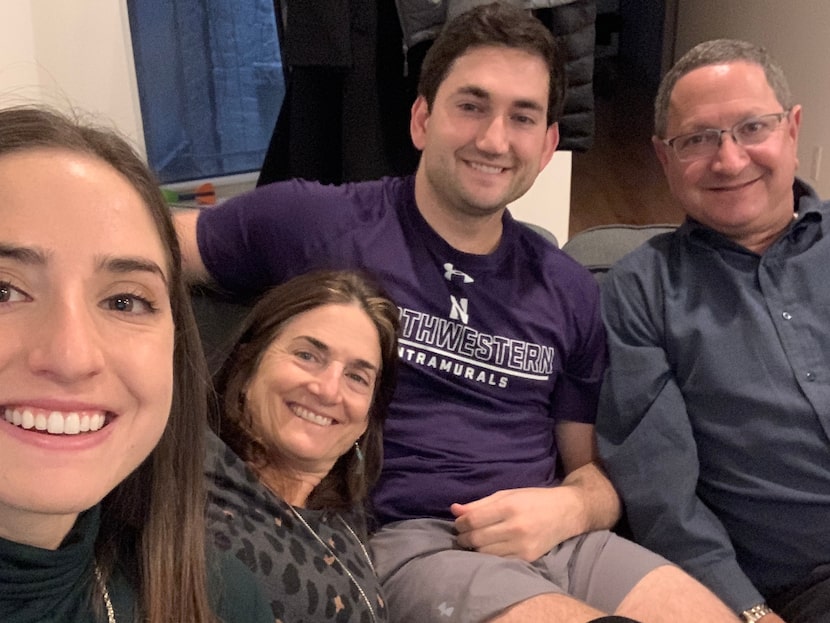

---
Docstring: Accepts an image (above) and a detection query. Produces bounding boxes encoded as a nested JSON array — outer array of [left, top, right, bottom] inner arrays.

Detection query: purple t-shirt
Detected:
[[197, 176, 606, 524]]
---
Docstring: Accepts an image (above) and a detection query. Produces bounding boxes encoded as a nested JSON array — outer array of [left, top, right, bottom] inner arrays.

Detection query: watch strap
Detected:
[[741, 603, 774, 622]]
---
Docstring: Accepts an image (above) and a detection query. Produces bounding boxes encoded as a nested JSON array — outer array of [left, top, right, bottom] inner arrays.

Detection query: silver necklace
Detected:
[[287, 505, 379, 623], [94, 565, 117, 623]]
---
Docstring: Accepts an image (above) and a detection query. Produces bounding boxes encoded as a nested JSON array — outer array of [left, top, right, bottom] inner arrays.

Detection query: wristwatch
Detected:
[[741, 603, 774, 622]]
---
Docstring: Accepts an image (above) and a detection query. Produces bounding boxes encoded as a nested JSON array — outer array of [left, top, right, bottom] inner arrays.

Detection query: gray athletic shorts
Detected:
[[369, 519, 670, 623]]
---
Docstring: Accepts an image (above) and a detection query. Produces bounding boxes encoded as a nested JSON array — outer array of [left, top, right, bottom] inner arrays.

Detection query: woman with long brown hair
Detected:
[[0, 106, 271, 623], [206, 269, 399, 622]]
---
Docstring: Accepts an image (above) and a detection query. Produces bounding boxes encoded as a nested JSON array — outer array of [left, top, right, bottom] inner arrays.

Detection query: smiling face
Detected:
[[243, 303, 381, 485], [654, 61, 801, 252], [0, 148, 174, 548], [411, 45, 559, 224]]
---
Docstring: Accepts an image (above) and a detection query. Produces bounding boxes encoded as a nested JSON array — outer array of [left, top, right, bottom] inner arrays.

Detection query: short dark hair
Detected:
[[655, 39, 792, 137], [0, 106, 215, 623], [212, 269, 400, 513], [418, 2, 566, 127]]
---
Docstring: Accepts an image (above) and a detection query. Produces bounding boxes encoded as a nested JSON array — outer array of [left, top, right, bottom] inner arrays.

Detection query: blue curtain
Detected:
[[128, 0, 284, 183]]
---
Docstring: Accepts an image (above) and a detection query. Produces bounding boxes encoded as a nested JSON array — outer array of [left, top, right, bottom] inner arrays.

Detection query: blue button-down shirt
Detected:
[[597, 180, 830, 613]]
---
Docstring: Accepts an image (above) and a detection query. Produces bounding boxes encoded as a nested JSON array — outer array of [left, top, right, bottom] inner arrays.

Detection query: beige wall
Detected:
[[510, 151, 572, 245], [0, 1, 144, 153], [675, 0, 830, 197]]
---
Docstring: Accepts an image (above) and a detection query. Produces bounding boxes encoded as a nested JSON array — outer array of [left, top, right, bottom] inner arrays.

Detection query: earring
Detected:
[[354, 440, 364, 473]]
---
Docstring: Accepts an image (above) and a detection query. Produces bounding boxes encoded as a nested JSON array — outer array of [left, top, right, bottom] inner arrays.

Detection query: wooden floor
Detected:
[[569, 81, 684, 237]]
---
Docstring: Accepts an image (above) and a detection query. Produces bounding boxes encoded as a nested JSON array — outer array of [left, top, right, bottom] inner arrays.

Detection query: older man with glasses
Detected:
[[596, 39, 830, 623]]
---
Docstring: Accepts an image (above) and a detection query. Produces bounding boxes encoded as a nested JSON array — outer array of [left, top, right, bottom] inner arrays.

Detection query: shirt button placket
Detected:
[[781, 310, 818, 383]]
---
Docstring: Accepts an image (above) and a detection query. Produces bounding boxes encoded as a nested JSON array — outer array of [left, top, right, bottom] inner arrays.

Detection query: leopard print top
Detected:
[[205, 432, 388, 623]]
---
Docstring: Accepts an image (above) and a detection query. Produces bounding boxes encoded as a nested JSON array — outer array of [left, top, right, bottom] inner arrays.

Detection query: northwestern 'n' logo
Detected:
[[449, 296, 469, 324]]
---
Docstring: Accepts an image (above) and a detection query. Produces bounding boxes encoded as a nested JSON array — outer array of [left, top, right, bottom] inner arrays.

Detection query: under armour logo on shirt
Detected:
[[444, 263, 474, 283], [437, 602, 455, 617]]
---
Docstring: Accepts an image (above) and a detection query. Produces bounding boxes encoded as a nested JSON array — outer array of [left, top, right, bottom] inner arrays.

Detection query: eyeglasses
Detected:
[[662, 110, 791, 162]]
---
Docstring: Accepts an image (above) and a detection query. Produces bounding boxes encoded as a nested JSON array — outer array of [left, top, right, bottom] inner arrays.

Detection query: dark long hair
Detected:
[[212, 269, 400, 512], [0, 106, 216, 623]]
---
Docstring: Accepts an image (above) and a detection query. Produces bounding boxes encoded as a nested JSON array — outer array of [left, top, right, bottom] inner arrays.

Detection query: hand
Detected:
[[450, 486, 585, 562], [758, 614, 787, 623]]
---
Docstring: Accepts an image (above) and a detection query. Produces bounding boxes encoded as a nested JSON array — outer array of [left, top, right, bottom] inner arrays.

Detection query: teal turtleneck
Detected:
[[0, 504, 275, 623], [0, 506, 134, 623]]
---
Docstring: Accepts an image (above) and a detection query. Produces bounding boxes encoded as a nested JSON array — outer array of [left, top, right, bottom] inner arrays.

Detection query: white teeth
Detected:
[[3, 407, 107, 435], [469, 162, 504, 175], [47, 411, 64, 434], [292, 406, 334, 426], [64, 413, 81, 435]]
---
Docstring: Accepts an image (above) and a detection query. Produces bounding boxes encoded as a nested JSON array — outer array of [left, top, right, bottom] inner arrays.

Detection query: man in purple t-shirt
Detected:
[[176, 4, 738, 623]]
